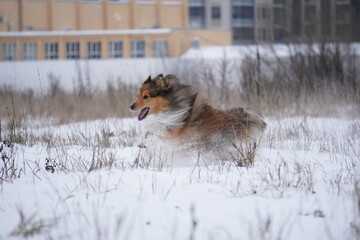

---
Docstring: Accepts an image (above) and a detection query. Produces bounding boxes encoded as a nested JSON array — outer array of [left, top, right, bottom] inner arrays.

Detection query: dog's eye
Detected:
[[143, 95, 149, 100]]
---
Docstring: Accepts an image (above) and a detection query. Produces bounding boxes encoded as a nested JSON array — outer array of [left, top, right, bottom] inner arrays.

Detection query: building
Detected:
[[0, 0, 231, 61], [255, 0, 274, 43], [188, 0, 231, 30], [187, 0, 255, 44], [1, 0, 358, 61], [257, 0, 359, 43], [231, 0, 255, 44], [187, 0, 359, 44], [286, 0, 359, 42]]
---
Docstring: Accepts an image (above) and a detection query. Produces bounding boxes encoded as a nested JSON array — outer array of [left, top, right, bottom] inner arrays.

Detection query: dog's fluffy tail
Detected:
[[246, 110, 267, 138], [226, 108, 267, 140]]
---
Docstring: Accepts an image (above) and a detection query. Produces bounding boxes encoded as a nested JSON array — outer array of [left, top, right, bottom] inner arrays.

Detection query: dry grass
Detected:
[[0, 78, 136, 126], [1, 43, 359, 132]]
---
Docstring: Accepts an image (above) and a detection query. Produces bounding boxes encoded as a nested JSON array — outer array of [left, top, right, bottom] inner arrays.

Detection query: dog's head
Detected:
[[130, 74, 179, 121]]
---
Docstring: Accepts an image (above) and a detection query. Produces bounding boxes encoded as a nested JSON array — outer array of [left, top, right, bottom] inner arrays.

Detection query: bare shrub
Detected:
[[230, 140, 258, 168], [0, 141, 17, 182], [237, 42, 360, 117], [48, 73, 64, 98], [351, 180, 360, 239], [10, 209, 53, 238]]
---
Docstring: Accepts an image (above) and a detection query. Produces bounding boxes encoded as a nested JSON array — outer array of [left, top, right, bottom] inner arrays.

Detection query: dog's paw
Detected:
[[137, 143, 147, 148]]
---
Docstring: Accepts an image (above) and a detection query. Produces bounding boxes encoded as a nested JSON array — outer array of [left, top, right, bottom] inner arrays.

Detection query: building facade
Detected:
[[286, 0, 359, 42], [1, 0, 358, 61], [0, 0, 189, 32], [187, 0, 256, 44], [0, 0, 231, 61], [187, 0, 359, 44]]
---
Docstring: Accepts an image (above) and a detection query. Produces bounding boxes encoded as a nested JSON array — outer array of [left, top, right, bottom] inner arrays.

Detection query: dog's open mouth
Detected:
[[138, 107, 150, 121]]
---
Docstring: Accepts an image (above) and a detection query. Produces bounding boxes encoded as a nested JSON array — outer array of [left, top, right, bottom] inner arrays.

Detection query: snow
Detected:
[[0, 59, 178, 94], [182, 43, 360, 60], [0, 116, 359, 240], [162, 1, 182, 6]]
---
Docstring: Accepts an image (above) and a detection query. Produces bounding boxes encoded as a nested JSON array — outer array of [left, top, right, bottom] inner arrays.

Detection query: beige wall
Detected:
[[106, 4, 132, 29], [167, 29, 231, 57], [80, 3, 105, 30], [0, 0, 188, 32], [134, 4, 157, 29], [21, 1, 48, 30], [22, 1, 50, 30], [52, 2, 78, 31], [159, 5, 185, 28], [187, 29, 232, 46], [0, 0, 20, 31]]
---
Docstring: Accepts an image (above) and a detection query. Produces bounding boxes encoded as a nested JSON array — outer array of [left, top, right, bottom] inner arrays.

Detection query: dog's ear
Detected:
[[144, 75, 152, 84], [155, 74, 179, 90]]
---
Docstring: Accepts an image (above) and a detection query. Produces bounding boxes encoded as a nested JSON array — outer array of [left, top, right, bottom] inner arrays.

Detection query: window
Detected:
[[131, 40, 145, 58], [153, 40, 168, 57], [233, 27, 254, 44], [66, 42, 80, 59], [189, 6, 205, 28], [273, 0, 284, 4], [336, 24, 350, 40], [23, 42, 37, 60], [137, 0, 155, 4], [305, 5, 316, 24], [274, 8, 285, 26], [232, 0, 253, 4], [305, 0, 315, 4], [88, 41, 101, 59], [274, 29, 285, 42], [109, 41, 123, 58], [336, 5, 350, 22], [189, 0, 204, 4], [2, 43, 17, 61], [45, 42, 58, 60], [109, 0, 128, 2], [211, 6, 221, 20], [232, 6, 254, 23]]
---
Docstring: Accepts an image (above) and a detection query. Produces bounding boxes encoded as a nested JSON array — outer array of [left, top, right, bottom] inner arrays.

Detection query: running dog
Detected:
[[130, 74, 266, 149]]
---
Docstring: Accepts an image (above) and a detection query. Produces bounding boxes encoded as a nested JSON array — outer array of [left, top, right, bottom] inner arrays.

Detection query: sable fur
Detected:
[[130, 74, 266, 147]]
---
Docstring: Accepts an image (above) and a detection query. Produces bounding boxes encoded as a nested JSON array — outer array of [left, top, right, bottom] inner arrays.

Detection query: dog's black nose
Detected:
[[129, 103, 136, 111]]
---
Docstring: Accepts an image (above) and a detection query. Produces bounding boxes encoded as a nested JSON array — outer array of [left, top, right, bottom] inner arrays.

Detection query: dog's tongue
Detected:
[[138, 107, 150, 121]]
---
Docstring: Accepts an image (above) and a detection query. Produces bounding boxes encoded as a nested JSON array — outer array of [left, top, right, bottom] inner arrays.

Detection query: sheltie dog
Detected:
[[130, 74, 266, 154]]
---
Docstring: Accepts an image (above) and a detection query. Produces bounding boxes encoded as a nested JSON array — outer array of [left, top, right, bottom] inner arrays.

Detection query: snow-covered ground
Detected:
[[1, 44, 359, 239], [1, 116, 359, 240]]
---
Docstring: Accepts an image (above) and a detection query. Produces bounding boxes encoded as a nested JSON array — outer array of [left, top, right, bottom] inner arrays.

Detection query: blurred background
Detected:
[[0, 0, 359, 60], [0, 0, 359, 122]]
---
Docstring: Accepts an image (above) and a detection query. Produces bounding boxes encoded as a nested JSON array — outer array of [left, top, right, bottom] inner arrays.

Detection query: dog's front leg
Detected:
[[137, 131, 151, 148]]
